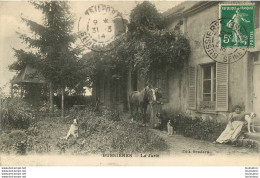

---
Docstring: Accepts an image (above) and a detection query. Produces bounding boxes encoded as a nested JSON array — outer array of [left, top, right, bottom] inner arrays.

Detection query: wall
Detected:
[[164, 2, 254, 122]]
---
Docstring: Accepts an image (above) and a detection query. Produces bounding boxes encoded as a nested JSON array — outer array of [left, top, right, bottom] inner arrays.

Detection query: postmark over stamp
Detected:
[[78, 4, 126, 52], [203, 19, 247, 64], [220, 4, 255, 48]]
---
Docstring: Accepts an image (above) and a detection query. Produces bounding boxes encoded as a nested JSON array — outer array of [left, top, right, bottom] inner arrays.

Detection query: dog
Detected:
[[167, 120, 174, 136], [245, 112, 256, 133], [62, 119, 79, 140]]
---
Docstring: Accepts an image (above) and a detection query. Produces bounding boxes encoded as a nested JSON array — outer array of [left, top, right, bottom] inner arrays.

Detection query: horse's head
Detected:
[[145, 86, 156, 104]]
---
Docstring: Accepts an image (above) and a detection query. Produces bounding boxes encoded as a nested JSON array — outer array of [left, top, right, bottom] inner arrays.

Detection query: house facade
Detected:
[[159, 1, 260, 123], [92, 1, 260, 124]]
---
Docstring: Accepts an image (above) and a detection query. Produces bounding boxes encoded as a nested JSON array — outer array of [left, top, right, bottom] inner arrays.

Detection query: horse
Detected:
[[129, 86, 156, 124]]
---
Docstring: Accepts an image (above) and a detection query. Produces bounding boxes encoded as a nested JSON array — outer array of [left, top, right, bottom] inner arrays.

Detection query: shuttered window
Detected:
[[188, 66, 196, 109], [200, 63, 216, 110], [216, 63, 229, 111], [202, 64, 216, 102]]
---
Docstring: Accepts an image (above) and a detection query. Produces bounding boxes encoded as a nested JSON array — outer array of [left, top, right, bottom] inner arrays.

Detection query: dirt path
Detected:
[[151, 129, 259, 156], [122, 113, 258, 156]]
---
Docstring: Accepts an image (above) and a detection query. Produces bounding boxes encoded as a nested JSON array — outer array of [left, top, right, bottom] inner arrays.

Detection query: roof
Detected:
[[162, 1, 198, 18], [11, 65, 46, 84], [162, 1, 218, 19]]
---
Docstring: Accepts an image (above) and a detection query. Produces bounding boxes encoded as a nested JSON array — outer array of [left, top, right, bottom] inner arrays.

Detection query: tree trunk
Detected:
[[20, 84, 23, 98], [11, 83, 13, 98], [61, 88, 65, 118], [49, 82, 54, 114], [126, 68, 132, 111]]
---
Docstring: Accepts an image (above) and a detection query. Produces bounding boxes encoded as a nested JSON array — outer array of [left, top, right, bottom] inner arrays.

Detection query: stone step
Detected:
[[252, 125, 260, 132], [235, 132, 260, 151], [244, 132, 260, 141], [236, 138, 259, 151]]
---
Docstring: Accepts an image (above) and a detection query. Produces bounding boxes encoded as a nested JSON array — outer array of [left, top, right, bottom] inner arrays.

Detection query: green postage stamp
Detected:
[[220, 4, 255, 48]]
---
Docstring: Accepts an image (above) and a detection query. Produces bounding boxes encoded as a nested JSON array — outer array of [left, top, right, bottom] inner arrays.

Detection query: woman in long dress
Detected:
[[215, 105, 249, 144]]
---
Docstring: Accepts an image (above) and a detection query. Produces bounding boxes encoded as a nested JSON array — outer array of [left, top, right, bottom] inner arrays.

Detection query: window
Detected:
[[188, 63, 228, 111], [202, 64, 216, 102], [200, 63, 216, 110]]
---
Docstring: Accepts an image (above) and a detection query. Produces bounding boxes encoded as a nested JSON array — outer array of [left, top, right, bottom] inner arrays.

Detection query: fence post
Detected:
[[61, 88, 65, 118]]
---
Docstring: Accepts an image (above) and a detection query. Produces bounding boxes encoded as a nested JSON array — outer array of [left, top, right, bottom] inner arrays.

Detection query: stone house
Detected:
[[92, 1, 260, 125]]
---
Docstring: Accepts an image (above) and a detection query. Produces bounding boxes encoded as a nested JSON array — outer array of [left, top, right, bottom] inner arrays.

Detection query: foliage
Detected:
[[132, 30, 190, 75], [25, 123, 40, 136], [83, 1, 190, 85], [69, 110, 168, 154], [160, 110, 227, 142], [10, 1, 88, 92], [0, 109, 168, 154], [53, 95, 95, 109], [100, 107, 121, 121], [9, 49, 41, 72], [1, 98, 35, 130], [0, 130, 27, 155], [128, 1, 166, 33]]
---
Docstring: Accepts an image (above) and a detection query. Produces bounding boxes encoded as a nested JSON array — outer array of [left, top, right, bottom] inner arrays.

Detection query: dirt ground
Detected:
[[152, 129, 259, 156], [122, 113, 259, 156]]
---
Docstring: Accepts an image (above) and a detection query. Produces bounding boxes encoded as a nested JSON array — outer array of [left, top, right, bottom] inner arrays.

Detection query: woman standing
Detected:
[[214, 105, 249, 144]]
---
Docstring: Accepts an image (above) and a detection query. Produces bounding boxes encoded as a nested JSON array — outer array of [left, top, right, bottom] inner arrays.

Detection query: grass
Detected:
[[0, 109, 168, 155]]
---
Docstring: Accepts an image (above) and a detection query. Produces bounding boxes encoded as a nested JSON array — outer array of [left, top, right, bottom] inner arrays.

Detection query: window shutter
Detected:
[[188, 66, 196, 109], [216, 63, 229, 111]]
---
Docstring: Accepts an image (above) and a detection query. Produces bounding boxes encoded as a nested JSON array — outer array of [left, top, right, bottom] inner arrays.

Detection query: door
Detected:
[[253, 53, 260, 124]]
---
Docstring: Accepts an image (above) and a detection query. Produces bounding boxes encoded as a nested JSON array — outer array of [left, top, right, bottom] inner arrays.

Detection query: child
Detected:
[[153, 113, 162, 129], [167, 120, 174, 136]]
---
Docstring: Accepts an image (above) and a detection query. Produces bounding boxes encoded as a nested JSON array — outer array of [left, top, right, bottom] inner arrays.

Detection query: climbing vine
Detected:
[[83, 1, 190, 83]]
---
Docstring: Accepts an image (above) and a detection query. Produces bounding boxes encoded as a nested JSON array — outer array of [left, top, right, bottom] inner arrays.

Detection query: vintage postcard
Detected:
[[0, 1, 259, 166]]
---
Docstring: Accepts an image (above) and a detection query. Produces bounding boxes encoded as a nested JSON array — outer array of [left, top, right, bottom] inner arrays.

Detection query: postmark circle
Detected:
[[203, 18, 248, 64], [78, 4, 126, 52]]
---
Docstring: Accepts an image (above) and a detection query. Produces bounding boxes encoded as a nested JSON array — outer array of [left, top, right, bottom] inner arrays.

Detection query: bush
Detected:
[[0, 130, 28, 154], [54, 95, 95, 109], [160, 111, 227, 142], [101, 108, 121, 121], [25, 123, 40, 136], [57, 109, 168, 154], [1, 98, 35, 130]]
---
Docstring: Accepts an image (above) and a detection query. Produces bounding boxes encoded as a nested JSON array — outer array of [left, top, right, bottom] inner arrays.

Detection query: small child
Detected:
[[153, 113, 162, 129], [167, 120, 174, 136]]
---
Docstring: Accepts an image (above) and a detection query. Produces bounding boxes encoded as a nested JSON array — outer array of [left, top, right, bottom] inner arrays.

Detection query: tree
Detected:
[[128, 1, 166, 33], [10, 1, 87, 117]]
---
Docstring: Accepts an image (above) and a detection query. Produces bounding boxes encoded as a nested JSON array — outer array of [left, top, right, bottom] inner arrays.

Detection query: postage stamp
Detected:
[[220, 4, 255, 48], [203, 19, 247, 64], [78, 4, 126, 52]]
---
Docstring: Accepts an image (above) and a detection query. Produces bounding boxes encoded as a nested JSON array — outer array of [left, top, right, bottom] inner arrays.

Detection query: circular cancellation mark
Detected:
[[78, 4, 127, 52], [203, 18, 249, 64]]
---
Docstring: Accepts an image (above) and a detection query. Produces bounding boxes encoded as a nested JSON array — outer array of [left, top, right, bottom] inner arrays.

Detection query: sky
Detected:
[[0, 1, 181, 95]]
